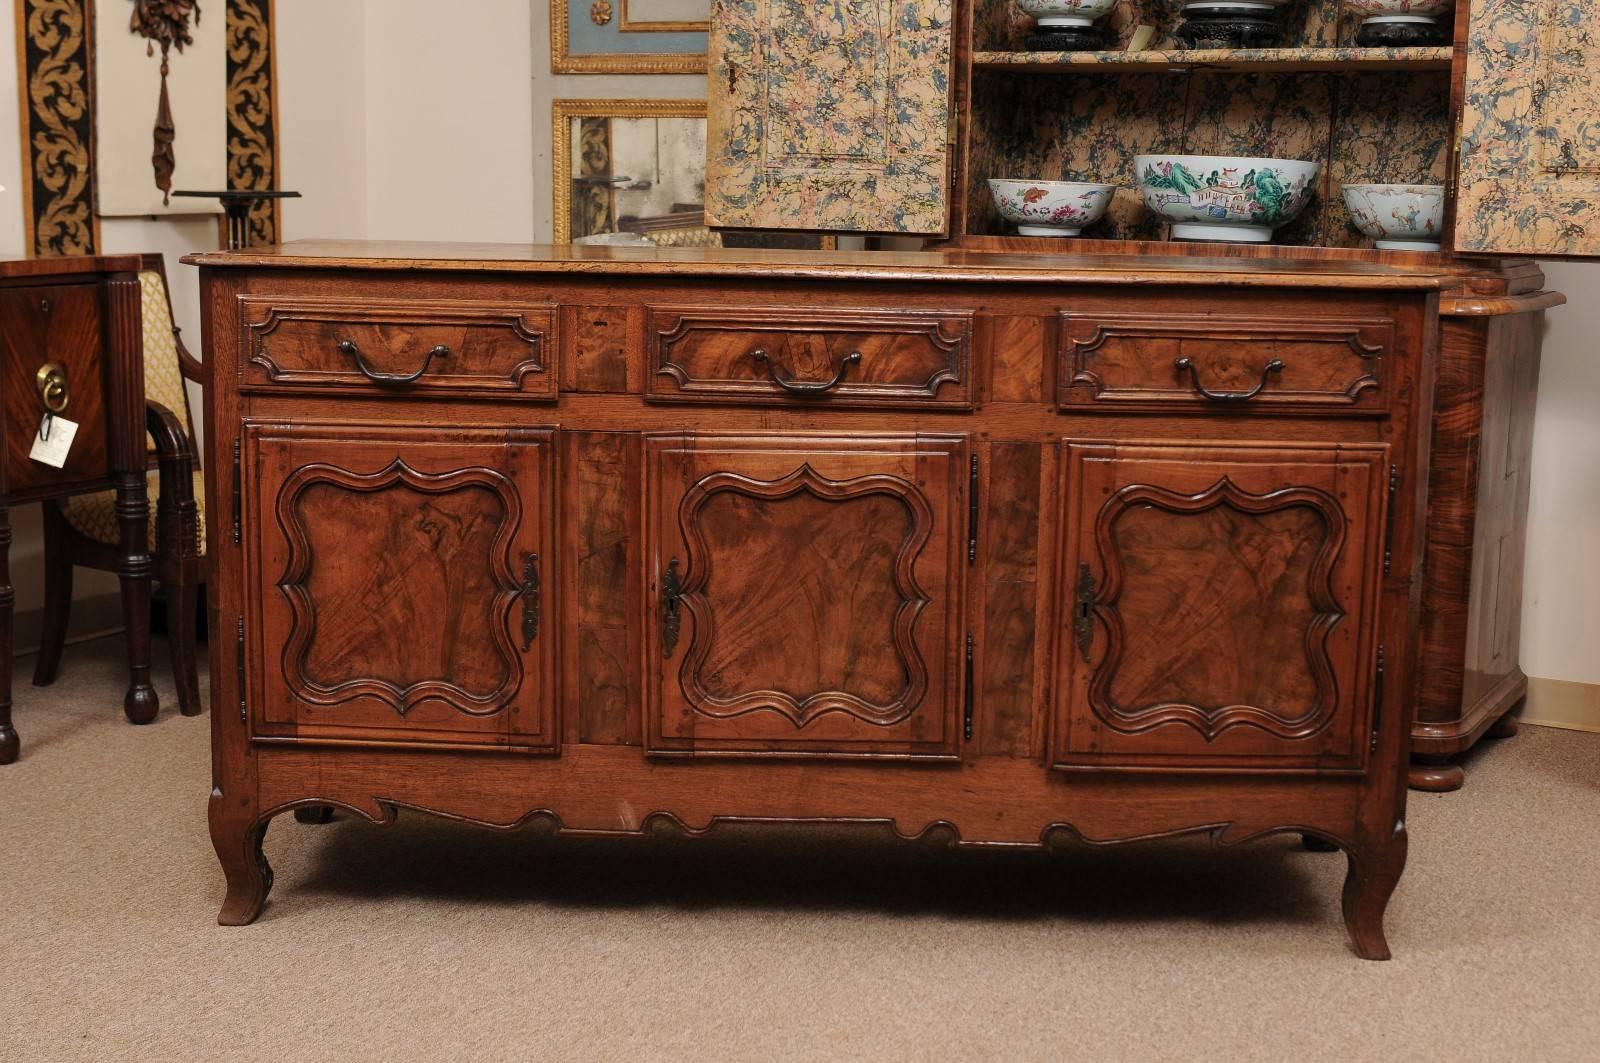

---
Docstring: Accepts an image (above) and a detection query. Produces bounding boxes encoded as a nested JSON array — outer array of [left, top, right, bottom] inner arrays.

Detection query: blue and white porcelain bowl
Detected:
[[989, 179, 1117, 237], [1136, 154, 1320, 243]]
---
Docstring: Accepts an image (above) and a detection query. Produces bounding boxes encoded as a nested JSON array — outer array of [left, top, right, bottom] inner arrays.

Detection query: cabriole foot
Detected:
[[212, 804, 273, 926], [1341, 822, 1407, 961]]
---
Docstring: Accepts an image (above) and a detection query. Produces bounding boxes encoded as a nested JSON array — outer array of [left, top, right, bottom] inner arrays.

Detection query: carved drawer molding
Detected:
[[647, 305, 973, 409], [1057, 313, 1394, 415], [240, 296, 558, 399]]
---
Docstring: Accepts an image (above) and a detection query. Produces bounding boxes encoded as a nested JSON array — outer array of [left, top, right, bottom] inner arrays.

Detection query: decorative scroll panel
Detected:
[[706, 0, 955, 235], [1456, 0, 1600, 255]]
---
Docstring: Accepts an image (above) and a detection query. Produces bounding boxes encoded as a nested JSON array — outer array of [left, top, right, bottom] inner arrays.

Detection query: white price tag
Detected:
[[28, 413, 79, 469]]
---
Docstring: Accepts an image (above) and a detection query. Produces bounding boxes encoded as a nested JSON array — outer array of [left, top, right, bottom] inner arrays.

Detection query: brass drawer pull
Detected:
[[36, 362, 70, 413], [750, 347, 861, 396], [1174, 356, 1285, 403], [337, 339, 449, 385]]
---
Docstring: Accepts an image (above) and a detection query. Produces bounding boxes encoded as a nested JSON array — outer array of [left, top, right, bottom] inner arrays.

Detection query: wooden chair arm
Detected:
[[175, 330, 208, 385], [146, 399, 196, 504]]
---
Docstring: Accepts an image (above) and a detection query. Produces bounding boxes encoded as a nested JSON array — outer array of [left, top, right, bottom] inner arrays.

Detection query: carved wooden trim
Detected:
[[674, 463, 934, 729], [647, 305, 973, 408], [16, 0, 99, 256], [239, 296, 554, 395], [225, 0, 282, 246], [1058, 313, 1392, 414], [274, 458, 525, 717], [1085, 476, 1348, 743]]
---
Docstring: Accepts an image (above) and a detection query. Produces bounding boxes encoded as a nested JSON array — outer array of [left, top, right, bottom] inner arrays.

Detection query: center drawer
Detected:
[[646, 304, 973, 409], [240, 296, 557, 399]]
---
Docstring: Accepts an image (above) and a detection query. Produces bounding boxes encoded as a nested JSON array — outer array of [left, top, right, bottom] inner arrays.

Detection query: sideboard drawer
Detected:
[[647, 304, 973, 408], [1058, 312, 1394, 415], [241, 296, 557, 399]]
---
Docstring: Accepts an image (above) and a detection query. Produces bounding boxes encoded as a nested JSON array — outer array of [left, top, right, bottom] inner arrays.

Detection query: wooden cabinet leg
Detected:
[[32, 503, 73, 688], [211, 795, 273, 926], [116, 474, 159, 725], [167, 577, 203, 717], [1341, 821, 1407, 961], [1408, 758, 1465, 792], [0, 503, 17, 765], [293, 805, 335, 825]]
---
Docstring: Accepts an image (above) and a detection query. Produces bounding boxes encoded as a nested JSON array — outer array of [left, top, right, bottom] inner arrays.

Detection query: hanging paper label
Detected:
[[29, 413, 79, 469]]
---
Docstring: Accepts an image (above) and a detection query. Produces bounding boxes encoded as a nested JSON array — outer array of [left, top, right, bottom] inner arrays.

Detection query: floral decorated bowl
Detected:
[[1135, 154, 1319, 243], [1342, 183, 1445, 250], [989, 179, 1117, 237], [1015, 0, 1119, 27]]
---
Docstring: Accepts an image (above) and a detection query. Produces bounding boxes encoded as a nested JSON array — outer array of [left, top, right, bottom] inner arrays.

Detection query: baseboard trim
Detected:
[[1522, 676, 1600, 734], [10, 593, 126, 658]]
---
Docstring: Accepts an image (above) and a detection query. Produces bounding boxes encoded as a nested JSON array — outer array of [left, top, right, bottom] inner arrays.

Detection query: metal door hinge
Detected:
[[231, 438, 242, 546], [1074, 563, 1097, 662], [1383, 464, 1398, 575], [1371, 643, 1385, 754], [519, 552, 540, 650], [967, 454, 979, 563], [661, 558, 683, 658], [963, 633, 975, 741], [236, 617, 247, 724]]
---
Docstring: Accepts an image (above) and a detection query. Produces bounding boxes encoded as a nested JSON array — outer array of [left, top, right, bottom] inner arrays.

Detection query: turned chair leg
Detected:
[[1341, 822, 1407, 961], [32, 504, 73, 688], [0, 502, 16, 765], [167, 577, 202, 717]]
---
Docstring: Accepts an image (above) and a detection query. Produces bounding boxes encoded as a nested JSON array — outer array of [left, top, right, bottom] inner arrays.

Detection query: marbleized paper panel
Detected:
[[707, 0, 955, 235], [967, 71, 1186, 239], [973, 0, 1029, 48], [1456, 0, 1600, 255], [1182, 72, 1335, 245], [1325, 72, 1452, 247]]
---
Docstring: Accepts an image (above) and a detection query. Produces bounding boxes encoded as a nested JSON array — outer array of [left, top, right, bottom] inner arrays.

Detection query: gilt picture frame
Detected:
[[619, 0, 710, 33], [552, 98, 708, 245], [550, 0, 707, 74]]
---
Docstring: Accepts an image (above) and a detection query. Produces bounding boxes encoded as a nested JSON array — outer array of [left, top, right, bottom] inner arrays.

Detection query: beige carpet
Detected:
[[3, 636, 1598, 1063]]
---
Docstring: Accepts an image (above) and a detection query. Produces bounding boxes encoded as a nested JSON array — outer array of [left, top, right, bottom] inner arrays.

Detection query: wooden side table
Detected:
[[0, 255, 156, 764]]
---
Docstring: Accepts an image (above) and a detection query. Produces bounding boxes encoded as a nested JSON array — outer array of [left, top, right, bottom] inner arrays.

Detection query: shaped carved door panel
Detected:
[[243, 424, 557, 751], [1053, 441, 1388, 774], [646, 433, 967, 759]]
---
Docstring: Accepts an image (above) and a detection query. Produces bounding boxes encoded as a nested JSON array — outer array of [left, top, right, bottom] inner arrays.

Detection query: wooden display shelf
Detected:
[[972, 47, 1454, 74]]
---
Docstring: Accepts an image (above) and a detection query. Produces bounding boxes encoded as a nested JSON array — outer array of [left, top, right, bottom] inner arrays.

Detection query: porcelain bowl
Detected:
[[1135, 154, 1319, 243], [989, 179, 1117, 237], [1342, 183, 1445, 250], [1014, 0, 1119, 27]]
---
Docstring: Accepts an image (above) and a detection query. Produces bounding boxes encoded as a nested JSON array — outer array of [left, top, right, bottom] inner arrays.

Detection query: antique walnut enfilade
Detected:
[[198, 239, 1488, 960]]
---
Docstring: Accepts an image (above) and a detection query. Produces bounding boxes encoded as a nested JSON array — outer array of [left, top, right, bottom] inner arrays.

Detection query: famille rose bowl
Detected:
[[1014, 0, 1119, 27], [989, 179, 1116, 237], [1342, 183, 1445, 251], [1135, 154, 1319, 243]]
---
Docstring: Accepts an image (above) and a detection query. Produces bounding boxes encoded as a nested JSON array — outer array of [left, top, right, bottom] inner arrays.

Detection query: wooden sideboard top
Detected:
[[0, 254, 141, 280], [184, 240, 1466, 291]]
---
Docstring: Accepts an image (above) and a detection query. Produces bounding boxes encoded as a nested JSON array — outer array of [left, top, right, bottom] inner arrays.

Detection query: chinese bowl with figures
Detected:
[[989, 179, 1117, 237], [1135, 154, 1319, 242], [1342, 183, 1445, 250], [1014, 0, 1119, 27]]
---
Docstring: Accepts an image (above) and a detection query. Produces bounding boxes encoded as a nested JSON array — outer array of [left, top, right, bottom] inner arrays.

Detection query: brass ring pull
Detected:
[[749, 347, 861, 396], [337, 339, 449, 385], [1174, 356, 1286, 402], [36, 362, 69, 413]]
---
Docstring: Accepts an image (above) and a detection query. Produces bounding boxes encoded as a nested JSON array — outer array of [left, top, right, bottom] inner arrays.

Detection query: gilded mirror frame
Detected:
[[550, 0, 706, 74]]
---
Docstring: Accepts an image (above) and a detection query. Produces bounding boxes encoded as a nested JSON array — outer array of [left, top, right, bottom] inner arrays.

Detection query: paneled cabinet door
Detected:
[[242, 424, 557, 752], [646, 433, 968, 759], [1053, 441, 1389, 774]]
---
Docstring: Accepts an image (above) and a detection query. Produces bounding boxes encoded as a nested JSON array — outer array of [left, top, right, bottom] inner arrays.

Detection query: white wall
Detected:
[[3, 0, 1597, 709]]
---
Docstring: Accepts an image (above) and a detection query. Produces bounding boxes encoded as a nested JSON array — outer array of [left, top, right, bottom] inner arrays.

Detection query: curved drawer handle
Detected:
[[337, 339, 449, 385], [749, 347, 861, 396], [1174, 356, 1286, 403]]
